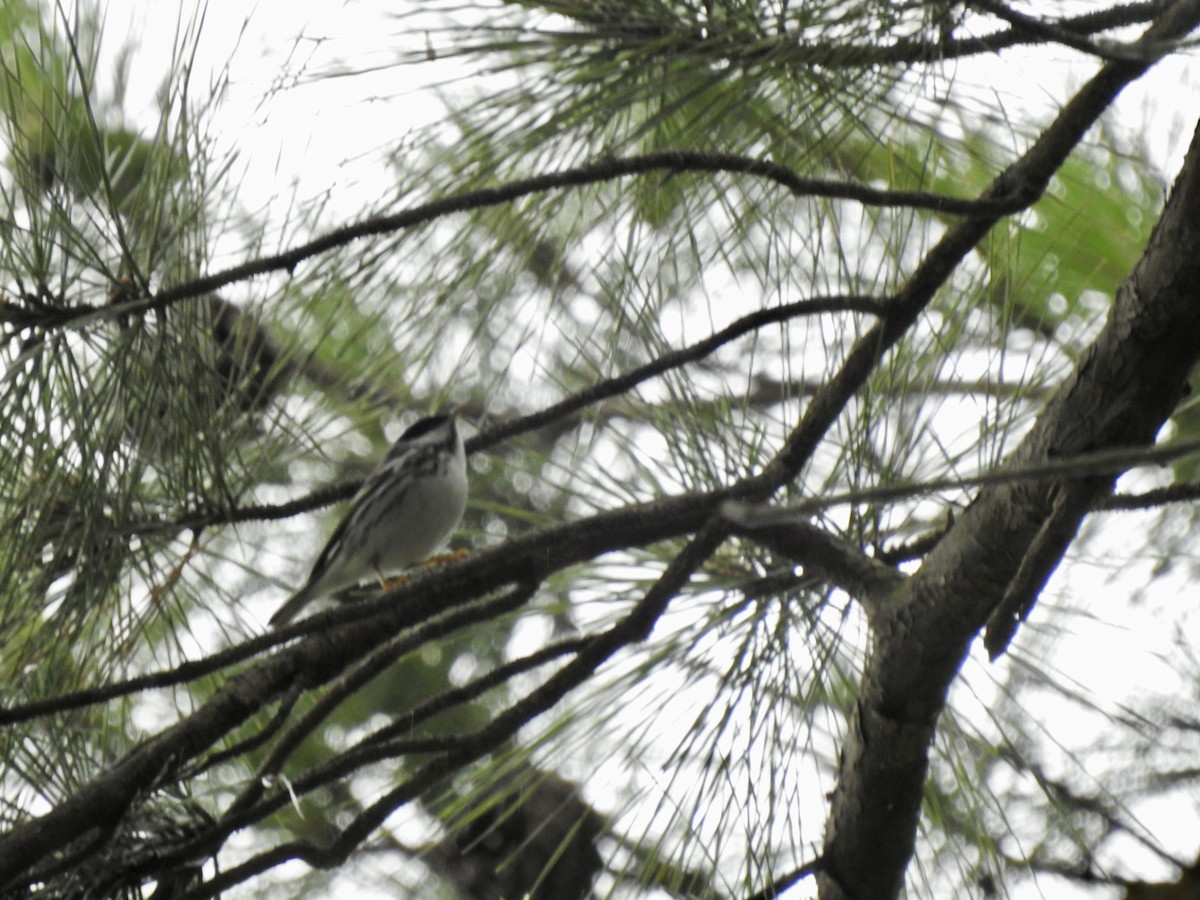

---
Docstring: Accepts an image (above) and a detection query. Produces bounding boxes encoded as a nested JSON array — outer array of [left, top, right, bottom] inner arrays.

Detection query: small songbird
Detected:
[[269, 413, 468, 627]]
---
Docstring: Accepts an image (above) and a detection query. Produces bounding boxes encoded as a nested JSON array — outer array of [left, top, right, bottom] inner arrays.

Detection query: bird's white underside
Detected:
[[308, 461, 468, 599]]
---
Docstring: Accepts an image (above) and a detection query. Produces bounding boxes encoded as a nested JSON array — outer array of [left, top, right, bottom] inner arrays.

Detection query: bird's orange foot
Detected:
[[374, 550, 468, 592], [417, 548, 469, 568]]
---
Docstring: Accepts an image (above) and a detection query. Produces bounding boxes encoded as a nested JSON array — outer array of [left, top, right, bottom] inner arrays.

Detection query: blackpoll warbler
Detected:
[[269, 413, 468, 627]]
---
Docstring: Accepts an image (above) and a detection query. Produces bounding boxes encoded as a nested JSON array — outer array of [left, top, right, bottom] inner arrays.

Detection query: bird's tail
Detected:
[[269, 583, 319, 628]]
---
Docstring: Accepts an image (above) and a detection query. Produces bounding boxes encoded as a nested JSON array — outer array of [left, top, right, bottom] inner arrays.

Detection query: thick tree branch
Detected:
[[721, 511, 907, 620], [817, 2, 1200, 893]]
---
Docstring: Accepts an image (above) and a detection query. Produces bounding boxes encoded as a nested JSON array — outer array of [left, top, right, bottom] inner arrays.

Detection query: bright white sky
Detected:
[[83, 2, 1200, 897], [103, 2, 472, 239], [103, 2, 1200, 220]]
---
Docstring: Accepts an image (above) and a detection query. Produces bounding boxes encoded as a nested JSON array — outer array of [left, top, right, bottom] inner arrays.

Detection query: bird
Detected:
[[269, 412, 468, 627]]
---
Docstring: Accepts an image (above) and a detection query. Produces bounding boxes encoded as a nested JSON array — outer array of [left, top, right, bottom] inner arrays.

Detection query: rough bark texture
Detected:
[[816, 113, 1200, 900]]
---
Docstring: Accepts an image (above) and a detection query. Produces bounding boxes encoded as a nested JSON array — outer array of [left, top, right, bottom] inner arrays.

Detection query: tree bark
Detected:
[[817, 113, 1200, 899]]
